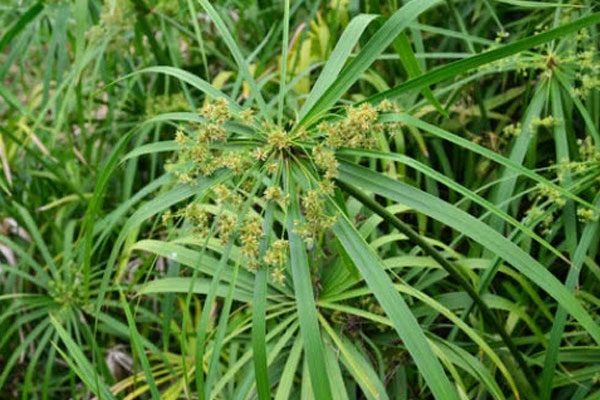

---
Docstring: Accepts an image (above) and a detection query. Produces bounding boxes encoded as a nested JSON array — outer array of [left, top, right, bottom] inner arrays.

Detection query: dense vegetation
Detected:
[[1, 0, 600, 399]]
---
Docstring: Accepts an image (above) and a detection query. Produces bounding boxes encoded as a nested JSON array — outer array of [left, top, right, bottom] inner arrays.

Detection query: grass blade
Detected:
[[277, 0, 290, 125], [299, 13, 378, 119], [120, 295, 161, 400], [197, 0, 268, 114], [0, 1, 43, 52], [252, 202, 275, 400], [336, 179, 537, 391], [366, 13, 600, 104], [121, 66, 241, 110], [393, 32, 447, 117], [297, 0, 443, 128], [286, 177, 333, 400], [386, 113, 597, 211], [338, 162, 600, 344], [330, 207, 459, 400], [51, 316, 116, 400]]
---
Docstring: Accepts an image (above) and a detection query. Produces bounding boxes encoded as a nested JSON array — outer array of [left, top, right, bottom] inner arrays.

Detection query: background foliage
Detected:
[[1, 0, 600, 399]]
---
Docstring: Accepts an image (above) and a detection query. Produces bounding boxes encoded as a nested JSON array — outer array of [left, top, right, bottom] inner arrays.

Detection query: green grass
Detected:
[[1, 0, 600, 399]]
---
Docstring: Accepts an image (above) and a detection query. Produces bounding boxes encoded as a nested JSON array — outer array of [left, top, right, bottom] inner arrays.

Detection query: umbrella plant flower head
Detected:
[[164, 96, 400, 284]]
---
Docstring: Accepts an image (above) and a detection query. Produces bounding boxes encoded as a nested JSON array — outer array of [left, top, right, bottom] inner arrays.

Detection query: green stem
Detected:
[[252, 202, 275, 400]]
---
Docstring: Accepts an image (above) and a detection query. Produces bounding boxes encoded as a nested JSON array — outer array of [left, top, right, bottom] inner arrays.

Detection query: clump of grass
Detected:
[[1, 1, 600, 399]]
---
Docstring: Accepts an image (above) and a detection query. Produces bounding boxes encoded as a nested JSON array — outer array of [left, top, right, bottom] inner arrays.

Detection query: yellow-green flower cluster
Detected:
[[307, 101, 400, 201], [252, 147, 269, 162], [196, 98, 231, 143], [572, 73, 600, 98], [48, 279, 84, 307], [502, 122, 522, 138], [577, 207, 598, 223], [162, 202, 211, 235], [313, 145, 338, 180], [525, 205, 544, 221], [295, 190, 336, 247], [170, 99, 255, 183], [265, 240, 289, 285], [264, 239, 288, 267], [146, 93, 189, 116], [86, 1, 134, 47], [526, 182, 572, 236], [200, 98, 231, 124], [240, 215, 264, 270], [219, 152, 253, 175], [495, 30, 510, 44], [264, 186, 289, 205], [213, 184, 243, 207], [164, 96, 404, 286], [213, 184, 231, 203], [312, 145, 338, 197], [267, 128, 293, 151], [536, 184, 566, 207], [578, 137, 600, 163], [530, 116, 556, 131], [318, 103, 382, 149], [240, 108, 255, 124], [216, 214, 237, 244], [480, 25, 599, 86], [525, 132, 599, 235], [264, 186, 282, 200], [185, 203, 211, 236], [561, 45, 600, 98], [526, 203, 555, 236]]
